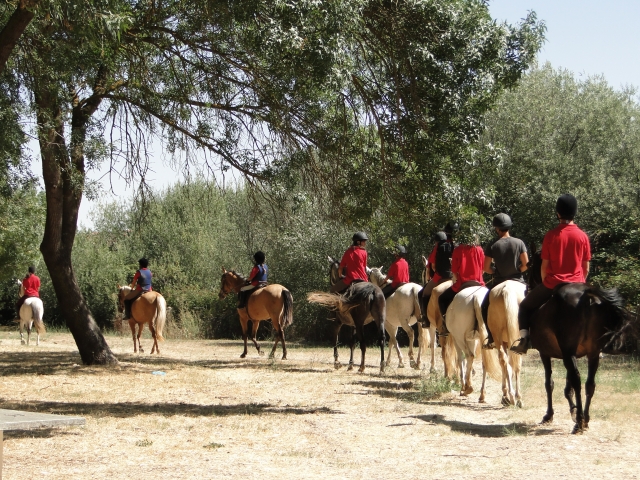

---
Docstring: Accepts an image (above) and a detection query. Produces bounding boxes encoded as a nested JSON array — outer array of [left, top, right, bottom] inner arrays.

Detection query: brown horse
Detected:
[[527, 249, 637, 433], [117, 286, 167, 354], [218, 268, 293, 359]]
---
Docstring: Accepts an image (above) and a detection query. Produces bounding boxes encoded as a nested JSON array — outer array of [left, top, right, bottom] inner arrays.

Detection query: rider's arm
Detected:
[[129, 271, 140, 289], [483, 256, 495, 275], [519, 252, 529, 272], [541, 259, 549, 282], [582, 261, 590, 278]]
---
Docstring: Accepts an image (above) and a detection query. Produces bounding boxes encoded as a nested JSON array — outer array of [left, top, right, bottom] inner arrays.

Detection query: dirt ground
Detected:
[[1, 329, 639, 480]]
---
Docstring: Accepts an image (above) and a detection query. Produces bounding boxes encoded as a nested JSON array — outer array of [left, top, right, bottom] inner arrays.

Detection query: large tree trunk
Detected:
[[0, 0, 39, 74], [35, 74, 118, 365]]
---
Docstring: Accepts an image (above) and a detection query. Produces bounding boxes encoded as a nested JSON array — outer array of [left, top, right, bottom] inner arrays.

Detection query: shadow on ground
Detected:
[[0, 398, 341, 418], [411, 414, 556, 437]]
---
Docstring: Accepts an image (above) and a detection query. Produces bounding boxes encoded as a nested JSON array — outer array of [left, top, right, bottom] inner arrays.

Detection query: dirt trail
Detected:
[[1, 331, 639, 479]]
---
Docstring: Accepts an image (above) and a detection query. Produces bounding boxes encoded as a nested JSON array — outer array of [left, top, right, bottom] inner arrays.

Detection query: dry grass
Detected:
[[1, 328, 640, 479]]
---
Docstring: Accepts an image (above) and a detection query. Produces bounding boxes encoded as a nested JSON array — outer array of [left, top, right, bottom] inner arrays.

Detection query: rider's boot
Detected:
[[123, 300, 132, 320], [438, 315, 449, 337], [481, 301, 495, 350], [510, 329, 532, 355], [420, 294, 431, 328]]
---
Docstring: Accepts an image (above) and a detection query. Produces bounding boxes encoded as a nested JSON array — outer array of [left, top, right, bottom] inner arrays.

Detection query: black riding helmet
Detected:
[[253, 251, 266, 264], [432, 231, 447, 242], [138, 258, 149, 268], [395, 244, 407, 256], [352, 231, 368, 243], [556, 194, 578, 220], [444, 221, 459, 234], [492, 213, 513, 230]]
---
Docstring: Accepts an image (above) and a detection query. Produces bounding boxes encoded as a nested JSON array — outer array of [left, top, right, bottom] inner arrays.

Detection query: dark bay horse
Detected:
[[527, 247, 637, 433], [307, 256, 385, 373], [219, 269, 293, 359]]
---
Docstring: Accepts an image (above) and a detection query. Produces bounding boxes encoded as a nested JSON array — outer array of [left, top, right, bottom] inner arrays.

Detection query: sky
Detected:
[[28, 0, 640, 227]]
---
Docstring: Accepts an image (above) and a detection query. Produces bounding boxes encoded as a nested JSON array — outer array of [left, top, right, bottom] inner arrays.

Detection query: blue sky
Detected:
[[65, 1, 640, 226]]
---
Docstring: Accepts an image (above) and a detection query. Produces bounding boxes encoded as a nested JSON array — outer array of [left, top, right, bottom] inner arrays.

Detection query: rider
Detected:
[[123, 258, 153, 320], [381, 245, 410, 298], [238, 251, 268, 309], [16, 266, 40, 318], [511, 194, 591, 354], [420, 229, 455, 326], [331, 232, 368, 294], [437, 224, 485, 336], [480, 213, 529, 349]]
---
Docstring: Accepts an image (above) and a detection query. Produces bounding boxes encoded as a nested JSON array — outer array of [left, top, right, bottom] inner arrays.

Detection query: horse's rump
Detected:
[[20, 297, 46, 334], [488, 281, 525, 346]]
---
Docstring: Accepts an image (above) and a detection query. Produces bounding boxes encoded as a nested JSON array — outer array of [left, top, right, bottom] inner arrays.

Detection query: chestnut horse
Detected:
[[218, 269, 293, 359], [117, 286, 167, 354], [527, 248, 637, 433]]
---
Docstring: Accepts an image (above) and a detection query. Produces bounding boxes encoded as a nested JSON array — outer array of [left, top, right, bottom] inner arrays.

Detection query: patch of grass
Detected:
[[502, 423, 529, 436], [136, 439, 153, 447], [204, 442, 224, 449], [412, 373, 458, 402]]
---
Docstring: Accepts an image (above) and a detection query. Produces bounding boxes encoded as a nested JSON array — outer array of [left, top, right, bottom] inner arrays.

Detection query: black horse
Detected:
[[306, 256, 386, 373], [527, 246, 637, 433]]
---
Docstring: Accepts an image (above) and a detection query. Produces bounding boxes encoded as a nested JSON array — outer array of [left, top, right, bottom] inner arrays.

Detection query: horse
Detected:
[[218, 268, 293, 360], [117, 286, 167, 354], [486, 280, 527, 407], [307, 256, 385, 373], [525, 247, 637, 434], [16, 280, 45, 346], [442, 286, 501, 402], [367, 267, 428, 369]]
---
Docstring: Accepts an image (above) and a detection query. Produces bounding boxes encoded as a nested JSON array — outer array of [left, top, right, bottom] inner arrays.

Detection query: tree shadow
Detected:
[[0, 399, 341, 419], [411, 414, 556, 437], [0, 351, 85, 376], [3, 427, 82, 440]]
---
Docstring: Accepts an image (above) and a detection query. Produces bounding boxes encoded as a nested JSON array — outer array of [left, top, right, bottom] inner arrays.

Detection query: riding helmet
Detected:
[[492, 213, 513, 230], [352, 231, 369, 242], [28, 266, 36, 274], [138, 258, 149, 268], [556, 194, 578, 220], [253, 251, 266, 264], [444, 221, 459, 234], [432, 231, 447, 242], [395, 244, 407, 255]]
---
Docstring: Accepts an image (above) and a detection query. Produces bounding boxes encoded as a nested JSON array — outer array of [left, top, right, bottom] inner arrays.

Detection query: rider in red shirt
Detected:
[[511, 194, 591, 354], [331, 232, 368, 294], [381, 245, 410, 298], [437, 226, 485, 336], [16, 266, 40, 317]]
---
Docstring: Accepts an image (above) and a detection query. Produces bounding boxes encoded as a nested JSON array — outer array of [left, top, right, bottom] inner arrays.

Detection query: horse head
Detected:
[[367, 266, 387, 287], [116, 284, 132, 313], [421, 255, 429, 285], [219, 268, 246, 299], [328, 256, 340, 286]]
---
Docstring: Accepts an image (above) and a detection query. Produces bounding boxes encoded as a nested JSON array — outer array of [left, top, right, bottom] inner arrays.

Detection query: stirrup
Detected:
[[482, 341, 495, 350], [510, 337, 531, 355], [438, 325, 449, 337]]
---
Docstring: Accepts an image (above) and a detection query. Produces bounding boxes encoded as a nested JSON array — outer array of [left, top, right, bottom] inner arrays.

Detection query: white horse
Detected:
[[16, 280, 45, 346], [425, 279, 454, 376], [487, 280, 526, 407], [442, 286, 501, 402], [367, 267, 430, 370]]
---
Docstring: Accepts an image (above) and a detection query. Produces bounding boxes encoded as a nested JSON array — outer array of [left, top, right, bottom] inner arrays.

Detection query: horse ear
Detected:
[[365, 267, 371, 274], [422, 255, 428, 267], [221, 266, 226, 273], [117, 283, 121, 289], [327, 256, 335, 264]]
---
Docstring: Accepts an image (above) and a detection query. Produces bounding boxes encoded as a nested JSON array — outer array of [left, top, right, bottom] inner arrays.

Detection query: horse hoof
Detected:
[[347, 365, 354, 371], [571, 423, 584, 435], [240, 353, 247, 358], [570, 407, 578, 424], [516, 399, 523, 408], [334, 362, 342, 370], [409, 360, 416, 369], [281, 356, 287, 361], [429, 367, 437, 374], [358, 367, 365, 374], [461, 386, 473, 396], [501, 396, 511, 407], [398, 363, 405, 369], [268, 353, 275, 359], [478, 395, 486, 403], [540, 415, 553, 425], [21, 340, 26, 345], [259, 350, 265, 357]]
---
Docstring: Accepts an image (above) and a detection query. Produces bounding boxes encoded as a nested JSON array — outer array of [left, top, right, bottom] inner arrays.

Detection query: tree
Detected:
[[5, 0, 543, 364], [0, 0, 39, 74]]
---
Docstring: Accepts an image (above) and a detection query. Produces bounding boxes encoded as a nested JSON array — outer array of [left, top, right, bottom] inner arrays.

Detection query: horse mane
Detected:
[[222, 270, 247, 282]]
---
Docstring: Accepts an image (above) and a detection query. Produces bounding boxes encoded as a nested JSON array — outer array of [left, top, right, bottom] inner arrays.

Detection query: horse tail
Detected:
[[412, 285, 422, 321], [585, 286, 635, 352], [155, 294, 167, 342], [307, 291, 352, 316], [281, 289, 294, 329], [442, 335, 458, 380], [31, 299, 46, 335], [473, 293, 501, 382], [501, 284, 524, 371]]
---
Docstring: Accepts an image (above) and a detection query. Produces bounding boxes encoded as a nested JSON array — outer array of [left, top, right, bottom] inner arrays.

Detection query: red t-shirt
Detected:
[[541, 223, 591, 289], [22, 274, 40, 297], [451, 245, 485, 292], [427, 244, 441, 283], [387, 258, 409, 288], [340, 246, 368, 285]]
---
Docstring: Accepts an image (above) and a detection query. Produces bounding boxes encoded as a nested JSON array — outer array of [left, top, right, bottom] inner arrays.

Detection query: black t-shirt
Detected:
[[484, 236, 527, 284]]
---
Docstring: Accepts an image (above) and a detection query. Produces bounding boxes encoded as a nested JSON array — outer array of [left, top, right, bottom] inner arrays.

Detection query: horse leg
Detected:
[[429, 325, 437, 373], [148, 321, 158, 355], [479, 357, 488, 404], [512, 352, 523, 408], [378, 317, 386, 373], [250, 320, 263, 356], [403, 322, 416, 368], [415, 323, 424, 370], [137, 323, 144, 353], [497, 345, 512, 406], [385, 325, 399, 368], [269, 319, 281, 359], [331, 320, 343, 369], [540, 354, 554, 424], [348, 326, 356, 371], [562, 353, 584, 434], [238, 314, 249, 358], [584, 354, 600, 430], [129, 319, 137, 353], [20, 321, 25, 345], [356, 322, 367, 373]]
